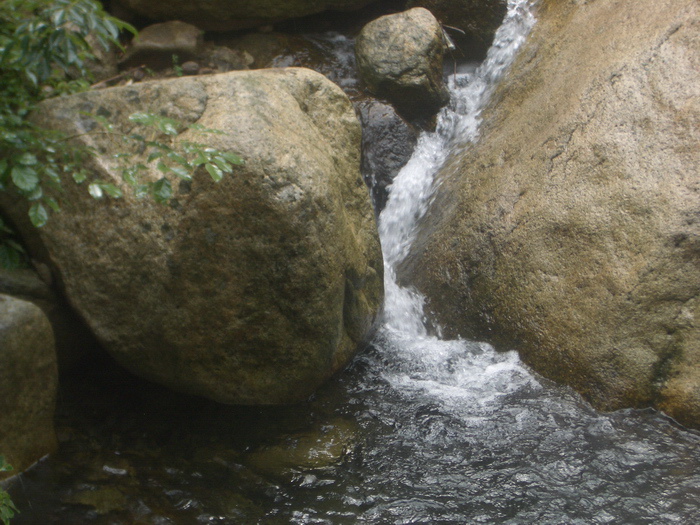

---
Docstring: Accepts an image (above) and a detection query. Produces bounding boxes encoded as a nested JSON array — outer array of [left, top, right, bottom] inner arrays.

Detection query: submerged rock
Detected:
[[355, 8, 449, 124], [245, 419, 357, 477], [406, 0, 700, 427], [0, 294, 58, 477], [3, 68, 383, 405]]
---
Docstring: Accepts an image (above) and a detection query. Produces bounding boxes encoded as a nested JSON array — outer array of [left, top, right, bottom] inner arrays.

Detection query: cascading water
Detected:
[[376, 0, 539, 411], [7, 2, 700, 523]]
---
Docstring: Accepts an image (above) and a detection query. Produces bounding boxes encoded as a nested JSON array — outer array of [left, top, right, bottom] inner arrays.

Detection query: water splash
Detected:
[[375, 0, 537, 402]]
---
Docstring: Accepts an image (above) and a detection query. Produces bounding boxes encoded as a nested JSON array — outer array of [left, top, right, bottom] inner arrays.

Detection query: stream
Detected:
[[8, 1, 700, 523]]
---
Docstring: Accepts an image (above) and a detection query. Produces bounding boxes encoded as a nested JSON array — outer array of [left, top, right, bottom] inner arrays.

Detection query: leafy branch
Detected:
[[88, 111, 243, 204], [0, 456, 17, 525]]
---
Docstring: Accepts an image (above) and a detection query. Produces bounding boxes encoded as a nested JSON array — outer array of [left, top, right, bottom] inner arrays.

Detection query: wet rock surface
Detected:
[[355, 7, 449, 124], [357, 99, 418, 212], [406, 0, 700, 427]]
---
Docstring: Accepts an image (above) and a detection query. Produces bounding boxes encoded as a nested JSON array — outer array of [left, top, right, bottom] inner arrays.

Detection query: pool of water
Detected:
[[7, 346, 700, 524]]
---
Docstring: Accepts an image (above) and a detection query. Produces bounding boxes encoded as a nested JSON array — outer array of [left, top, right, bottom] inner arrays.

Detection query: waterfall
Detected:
[[374, 0, 538, 402]]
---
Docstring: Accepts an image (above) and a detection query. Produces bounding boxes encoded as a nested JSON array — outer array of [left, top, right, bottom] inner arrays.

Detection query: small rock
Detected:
[[356, 8, 449, 124], [119, 21, 203, 69], [357, 98, 419, 213], [181, 61, 200, 75]]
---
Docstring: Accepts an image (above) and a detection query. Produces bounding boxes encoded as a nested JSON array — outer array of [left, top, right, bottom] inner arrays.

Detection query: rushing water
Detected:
[[7, 1, 700, 523]]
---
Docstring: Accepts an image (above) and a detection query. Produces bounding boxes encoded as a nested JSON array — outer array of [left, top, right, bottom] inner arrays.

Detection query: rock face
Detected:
[[115, 0, 376, 31], [406, 0, 700, 427], [407, 0, 508, 59], [355, 8, 449, 124], [0, 294, 58, 477], [0, 268, 99, 370], [5, 68, 383, 405], [357, 99, 418, 212]]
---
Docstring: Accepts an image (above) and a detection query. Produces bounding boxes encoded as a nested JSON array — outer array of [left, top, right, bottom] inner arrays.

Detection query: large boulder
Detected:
[[355, 8, 450, 124], [406, 0, 700, 427], [114, 0, 376, 31], [0, 294, 58, 478], [2, 68, 383, 405], [407, 0, 508, 59]]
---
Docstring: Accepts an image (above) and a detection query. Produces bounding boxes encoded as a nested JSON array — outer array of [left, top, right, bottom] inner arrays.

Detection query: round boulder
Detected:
[[6, 68, 383, 405], [355, 8, 450, 124]]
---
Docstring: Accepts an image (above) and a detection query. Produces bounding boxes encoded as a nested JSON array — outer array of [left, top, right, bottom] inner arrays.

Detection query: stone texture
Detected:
[[2, 68, 383, 405], [405, 0, 700, 427], [407, 0, 508, 59], [357, 98, 418, 212], [355, 8, 449, 124], [0, 268, 99, 370], [119, 21, 203, 69], [0, 294, 58, 478], [115, 0, 376, 31]]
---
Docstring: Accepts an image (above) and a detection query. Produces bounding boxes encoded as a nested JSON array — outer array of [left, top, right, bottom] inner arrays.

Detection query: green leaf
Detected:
[[73, 170, 88, 184], [169, 165, 191, 179], [156, 160, 171, 174], [99, 183, 123, 198], [212, 156, 232, 174], [205, 163, 224, 182], [151, 178, 172, 203], [128, 112, 156, 126], [221, 152, 244, 165], [17, 152, 38, 165], [11, 164, 39, 191], [0, 245, 22, 269], [26, 184, 43, 200], [29, 201, 48, 227], [88, 183, 103, 199], [45, 196, 61, 212], [147, 151, 163, 163]]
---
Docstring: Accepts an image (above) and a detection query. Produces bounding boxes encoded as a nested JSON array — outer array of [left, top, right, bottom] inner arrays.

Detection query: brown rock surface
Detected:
[[2, 68, 383, 405], [355, 8, 449, 124], [0, 294, 58, 477], [406, 0, 700, 427]]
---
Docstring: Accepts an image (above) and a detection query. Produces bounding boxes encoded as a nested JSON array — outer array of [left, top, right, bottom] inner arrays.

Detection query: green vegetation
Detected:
[[0, 456, 17, 525], [0, 0, 134, 223], [89, 112, 243, 204], [0, 0, 242, 268]]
